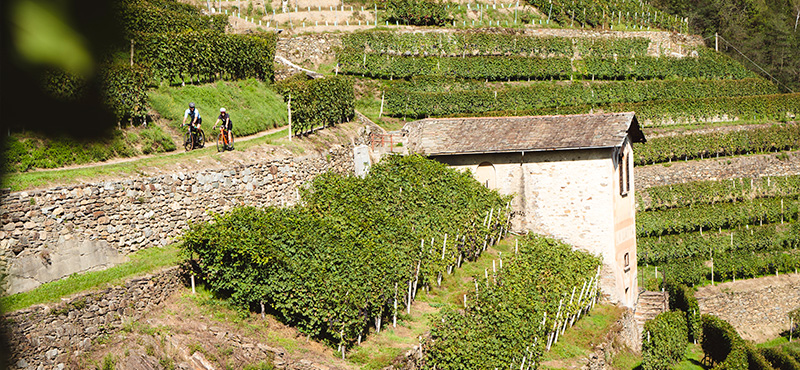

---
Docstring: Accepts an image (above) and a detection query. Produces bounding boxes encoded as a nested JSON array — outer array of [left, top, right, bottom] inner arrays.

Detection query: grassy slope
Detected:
[[148, 78, 288, 137], [0, 128, 289, 192], [0, 244, 181, 313]]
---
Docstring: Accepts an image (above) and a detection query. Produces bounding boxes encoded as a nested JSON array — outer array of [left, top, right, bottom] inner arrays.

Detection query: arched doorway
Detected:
[[475, 162, 496, 189]]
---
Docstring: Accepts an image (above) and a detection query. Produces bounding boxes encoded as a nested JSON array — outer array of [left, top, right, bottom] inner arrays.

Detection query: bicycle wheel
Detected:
[[228, 132, 234, 150], [216, 132, 224, 152], [197, 130, 205, 148], [184, 131, 193, 151]]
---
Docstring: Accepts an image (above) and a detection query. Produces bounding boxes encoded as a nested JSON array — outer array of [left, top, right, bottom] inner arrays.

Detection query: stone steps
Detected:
[[635, 290, 669, 337]]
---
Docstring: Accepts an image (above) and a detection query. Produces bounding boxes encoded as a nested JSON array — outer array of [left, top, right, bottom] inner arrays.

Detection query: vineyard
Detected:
[[425, 235, 601, 369], [341, 29, 797, 129], [636, 175, 800, 286], [183, 155, 513, 351]]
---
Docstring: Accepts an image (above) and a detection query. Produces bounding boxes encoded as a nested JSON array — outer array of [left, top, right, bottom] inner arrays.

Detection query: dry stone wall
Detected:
[[0, 145, 354, 294], [3, 266, 183, 370]]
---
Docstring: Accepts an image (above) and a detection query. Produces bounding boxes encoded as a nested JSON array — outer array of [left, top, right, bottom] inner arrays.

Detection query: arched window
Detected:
[[475, 162, 497, 189]]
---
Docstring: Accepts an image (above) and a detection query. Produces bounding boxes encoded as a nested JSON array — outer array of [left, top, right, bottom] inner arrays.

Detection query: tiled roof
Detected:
[[404, 112, 646, 156]]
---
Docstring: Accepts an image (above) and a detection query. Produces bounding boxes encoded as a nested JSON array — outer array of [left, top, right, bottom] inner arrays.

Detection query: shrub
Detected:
[[664, 282, 701, 342], [642, 311, 688, 370], [761, 347, 800, 370]]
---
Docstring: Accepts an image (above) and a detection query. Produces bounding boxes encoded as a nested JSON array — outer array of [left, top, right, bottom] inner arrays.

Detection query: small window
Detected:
[[624, 253, 630, 267], [619, 147, 630, 196]]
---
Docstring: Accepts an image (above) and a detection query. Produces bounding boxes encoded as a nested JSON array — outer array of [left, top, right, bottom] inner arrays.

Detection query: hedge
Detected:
[[135, 30, 276, 85], [275, 75, 355, 135], [664, 282, 701, 342], [642, 311, 688, 370], [118, 0, 228, 36], [761, 347, 800, 370]]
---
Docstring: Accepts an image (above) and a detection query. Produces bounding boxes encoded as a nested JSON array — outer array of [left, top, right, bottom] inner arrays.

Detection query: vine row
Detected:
[[342, 30, 650, 58], [337, 48, 753, 81], [384, 78, 776, 118], [637, 196, 799, 237], [634, 122, 800, 165], [638, 175, 800, 211], [425, 235, 601, 370]]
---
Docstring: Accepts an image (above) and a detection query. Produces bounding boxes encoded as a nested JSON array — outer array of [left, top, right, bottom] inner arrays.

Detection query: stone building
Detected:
[[403, 112, 646, 307]]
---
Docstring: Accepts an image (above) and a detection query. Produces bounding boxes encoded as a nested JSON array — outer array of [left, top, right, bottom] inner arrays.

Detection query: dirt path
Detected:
[[634, 150, 800, 189], [695, 273, 800, 342], [27, 123, 288, 174]]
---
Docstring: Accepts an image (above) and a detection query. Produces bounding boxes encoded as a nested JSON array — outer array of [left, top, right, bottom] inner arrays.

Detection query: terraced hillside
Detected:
[[340, 29, 797, 128]]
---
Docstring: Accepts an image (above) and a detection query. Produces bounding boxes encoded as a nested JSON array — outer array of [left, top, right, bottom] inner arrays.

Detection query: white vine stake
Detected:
[[394, 283, 398, 327]]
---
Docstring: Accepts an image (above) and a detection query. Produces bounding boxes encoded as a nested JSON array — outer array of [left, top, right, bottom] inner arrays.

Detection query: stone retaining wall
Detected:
[[3, 266, 183, 370], [0, 145, 354, 294]]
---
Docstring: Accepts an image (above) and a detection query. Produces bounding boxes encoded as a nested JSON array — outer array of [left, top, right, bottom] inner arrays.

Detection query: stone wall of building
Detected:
[[435, 149, 637, 306], [0, 145, 354, 294]]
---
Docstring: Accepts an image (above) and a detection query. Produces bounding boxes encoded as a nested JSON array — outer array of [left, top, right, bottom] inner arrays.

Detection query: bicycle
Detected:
[[214, 125, 235, 152], [182, 124, 205, 151]]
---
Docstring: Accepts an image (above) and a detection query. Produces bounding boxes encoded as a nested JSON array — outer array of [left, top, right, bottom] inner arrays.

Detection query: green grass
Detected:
[[611, 348, 642, 370], [1, 128, 289, 192], [0, 244, 181, 313], [673, 344, 708, 370], [542, 304, 625, 365], [147, 78, 288, 137], [355, 95, 406, 131]]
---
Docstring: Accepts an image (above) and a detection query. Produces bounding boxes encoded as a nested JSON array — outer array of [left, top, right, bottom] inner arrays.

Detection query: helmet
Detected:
[[189, 102, 195, 108], [220, 108, 226, 113]]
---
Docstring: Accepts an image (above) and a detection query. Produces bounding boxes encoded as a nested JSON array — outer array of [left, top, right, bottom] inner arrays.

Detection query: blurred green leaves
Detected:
[[11, 0, 93, 76]]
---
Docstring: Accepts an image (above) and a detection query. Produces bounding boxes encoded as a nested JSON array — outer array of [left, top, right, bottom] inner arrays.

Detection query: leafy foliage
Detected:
[[384, 0, 451, 26], [274, 75, 355, 135], [338, 47, 753, 82], [424, 235, 601, 370], [663, 282, 701, 342], [135, 30, 276, 85], [700, 315, 775, 369], [652, 0, 800, 92], [118, 0, 228, 36], [524, 0, 683, 29], [341, 30, 649, 58], [100, 61, 152, 125], [182, 155, 510, 347], [384, 77, 777, 118], [635, 123, 800, 165], [639, 222, 800, 265], [637, 196, 799, 237], [639, 175, 800, 211], [579, 48, 755, 80], [642, 311, 688, 370]]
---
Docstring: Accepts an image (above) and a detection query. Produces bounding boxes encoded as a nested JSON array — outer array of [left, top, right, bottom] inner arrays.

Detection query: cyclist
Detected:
[[214, 108, 233, 150], [182, 102, 203, 145]]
